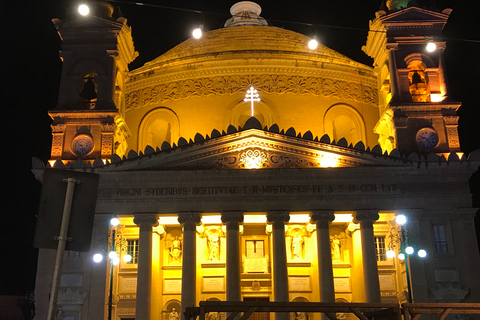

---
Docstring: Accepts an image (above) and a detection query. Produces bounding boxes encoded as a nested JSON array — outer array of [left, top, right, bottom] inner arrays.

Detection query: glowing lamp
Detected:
[[426, 42, 437, 52], [78, 4, 90, 16], [112, 257, 120, 265], [405, 246, 414, 255], [108, 251, 117, 260], [123, 254, 132, 263], [395, 214, 407, 225], [308, 38, 318, 50], [418, 249, 427, 258], [110, 217, 120, 227], [398, 253, 405, 260], [192, 27, 202, 39], [386, 249, 395, 259], [93, 253, 103, 263]]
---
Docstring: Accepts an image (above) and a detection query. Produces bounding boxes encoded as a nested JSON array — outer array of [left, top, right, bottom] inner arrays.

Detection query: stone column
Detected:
[[310, 210, 336, 303], [221, 211, 244, 301], [387, 43, 401, 102], [133, 213, 159, 320], [178, 212, 201, 320], [436, 42, 450, 99], [353, 210, 381, 303], [267, 211, 290, 308]]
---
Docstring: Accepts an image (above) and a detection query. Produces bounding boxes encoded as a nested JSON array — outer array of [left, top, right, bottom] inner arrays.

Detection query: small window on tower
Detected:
[[407, 61, 430, 102], [78, 72, 98, 109]]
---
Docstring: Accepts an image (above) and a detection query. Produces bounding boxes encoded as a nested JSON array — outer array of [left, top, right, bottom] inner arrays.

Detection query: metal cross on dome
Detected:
[[244, 86, 261, 117]]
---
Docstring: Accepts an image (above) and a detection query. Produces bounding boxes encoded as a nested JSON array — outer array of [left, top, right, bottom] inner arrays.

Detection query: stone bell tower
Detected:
[[49, 3, 137, 164], [363, 2, 460, 156]]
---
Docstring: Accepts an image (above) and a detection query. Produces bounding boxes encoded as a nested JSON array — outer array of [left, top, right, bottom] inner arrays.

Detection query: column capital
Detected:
[[177, 211, 201, 225], [353, 210, 379, 223], [267, 211, 290, 223], [221, 211, 244, 223], [133, 213, 159, 228], [310, 210, 335, 223]]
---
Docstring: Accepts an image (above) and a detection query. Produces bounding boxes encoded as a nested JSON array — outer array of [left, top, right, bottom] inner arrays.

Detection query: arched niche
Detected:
[[138, 107, 180, 151], [290, 297, 311, 320], [227, 100, 275, 129], [404, 53, 433, 102], [71, 60, 106, 110], [324, 104, 366, 145], [163, 299, 181, 320]]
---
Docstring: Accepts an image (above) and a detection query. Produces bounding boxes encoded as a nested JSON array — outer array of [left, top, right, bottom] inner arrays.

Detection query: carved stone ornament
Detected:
[[125, 74, 378, 111], [57, 288, 88, 305], [221, 211, 244, 223], [177, 212, 201, 224], [431, 283, 469, 302], [310, 210, 335, 223], [267, 211, 290, 223], [133, 214, 159, 227], [353, 210, 379, 222]]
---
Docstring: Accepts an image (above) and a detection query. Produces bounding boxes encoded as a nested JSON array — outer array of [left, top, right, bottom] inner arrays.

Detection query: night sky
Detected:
[[2, 0, 480, 296]]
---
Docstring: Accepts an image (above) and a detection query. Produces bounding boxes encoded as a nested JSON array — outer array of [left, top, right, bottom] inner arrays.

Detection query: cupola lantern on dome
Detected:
[[224, 1, 268, 27]]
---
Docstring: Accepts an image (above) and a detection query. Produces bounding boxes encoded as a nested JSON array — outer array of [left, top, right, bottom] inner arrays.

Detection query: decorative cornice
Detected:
[[125, 74, 378, 111]]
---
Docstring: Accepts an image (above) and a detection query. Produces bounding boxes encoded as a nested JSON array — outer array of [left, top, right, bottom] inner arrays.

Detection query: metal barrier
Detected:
[[185, 301, 402, 320], [185, 302, 480, 320], [402, 303, 480, 320]]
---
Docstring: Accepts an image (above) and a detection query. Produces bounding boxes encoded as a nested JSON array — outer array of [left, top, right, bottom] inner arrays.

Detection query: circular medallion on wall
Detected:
[[416, 128, 439, 149], [72, 134, 94, 156]]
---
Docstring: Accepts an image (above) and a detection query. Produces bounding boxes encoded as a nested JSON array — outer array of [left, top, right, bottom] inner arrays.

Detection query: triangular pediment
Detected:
[[380, 7, 450, 24], [59, 15, 124, 32], [100, 128, 410, 172]]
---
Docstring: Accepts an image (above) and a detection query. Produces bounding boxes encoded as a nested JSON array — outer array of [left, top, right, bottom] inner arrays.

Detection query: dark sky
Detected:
[[2, 0, 480, 296]]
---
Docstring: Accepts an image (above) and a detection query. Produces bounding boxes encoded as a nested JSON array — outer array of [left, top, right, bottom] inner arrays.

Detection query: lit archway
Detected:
[[138, 107, 180, 151], [227, 100, 275, 129], [324, 104, 366, 145]]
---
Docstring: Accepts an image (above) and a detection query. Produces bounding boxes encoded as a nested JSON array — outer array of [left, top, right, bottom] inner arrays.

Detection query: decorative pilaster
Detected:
[[178, 212, 201, 320], [310, 210, 336, 304], [221, 211, 244, 302], [386, 44, 401, 102], [267, 211, 290, 304], [133, 214, 159, 320], [353, 210, 381, 303], [436, 42, 450, 99]]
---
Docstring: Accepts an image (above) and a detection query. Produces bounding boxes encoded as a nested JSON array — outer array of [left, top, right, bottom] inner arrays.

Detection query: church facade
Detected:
[[33, 2, 480, 320]]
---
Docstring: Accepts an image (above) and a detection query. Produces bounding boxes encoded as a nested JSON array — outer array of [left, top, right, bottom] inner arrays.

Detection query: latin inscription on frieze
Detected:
[[105, 183, 398, 199]]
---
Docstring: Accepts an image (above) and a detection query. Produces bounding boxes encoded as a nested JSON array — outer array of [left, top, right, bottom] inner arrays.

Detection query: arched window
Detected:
[[404, 53, 434, 102], [78, 71, 98, 109], [138, 108, 180, 151], [227, 100, 274, 129], [324, 104, 366, 145]]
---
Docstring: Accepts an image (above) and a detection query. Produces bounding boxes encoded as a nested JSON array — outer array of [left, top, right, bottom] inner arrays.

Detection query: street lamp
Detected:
[[93, 217, 131, 320], [387, 214, 427, 302]]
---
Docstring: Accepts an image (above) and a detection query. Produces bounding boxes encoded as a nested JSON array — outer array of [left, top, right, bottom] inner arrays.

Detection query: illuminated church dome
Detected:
[[125, 2, 378, 154]]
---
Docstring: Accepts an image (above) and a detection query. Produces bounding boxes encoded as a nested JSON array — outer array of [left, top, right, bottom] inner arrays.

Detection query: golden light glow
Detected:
[[244, 214, 267, 224], [157, 216, 180, 225], [430, 94, 444, 102], [240, 149, 267, 169], [201, 215, 222, 224], [289, 214, 310, 223], [319, 154, 339, 168], [333, 213, 353, 223]]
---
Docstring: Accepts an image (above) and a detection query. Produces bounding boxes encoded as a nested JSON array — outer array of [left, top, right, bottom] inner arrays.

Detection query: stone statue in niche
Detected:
[[207, 312, 219, 320], [207, 234, 220, 261], [292, 234, 304, 260], [331, 235, 341, 262], [169, 236, 182, 262], [169, 308, 179, 320]]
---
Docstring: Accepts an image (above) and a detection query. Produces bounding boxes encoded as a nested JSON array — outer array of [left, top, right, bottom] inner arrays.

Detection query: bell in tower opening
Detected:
[[79, 72, 98, 109]]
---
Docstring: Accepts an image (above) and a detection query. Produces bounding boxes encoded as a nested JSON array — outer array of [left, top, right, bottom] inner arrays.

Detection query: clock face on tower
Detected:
[[72, 134, 94, 156], [416, 128, 439, 149]]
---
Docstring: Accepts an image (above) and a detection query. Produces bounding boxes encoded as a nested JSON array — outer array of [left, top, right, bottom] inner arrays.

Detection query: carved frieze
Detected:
[[125, 74, 378, 111]]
